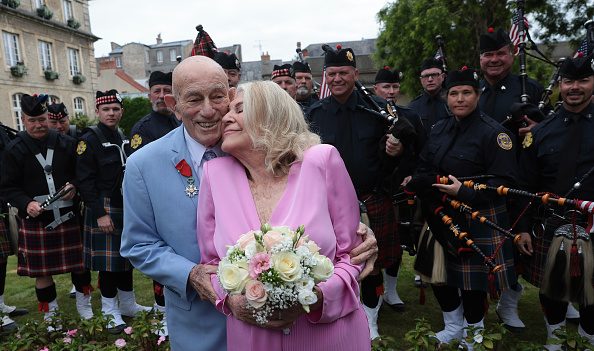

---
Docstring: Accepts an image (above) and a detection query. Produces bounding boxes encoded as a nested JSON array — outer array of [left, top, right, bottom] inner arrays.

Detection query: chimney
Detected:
[[261, 51, 270, 62], [156, 33, 162, 45]]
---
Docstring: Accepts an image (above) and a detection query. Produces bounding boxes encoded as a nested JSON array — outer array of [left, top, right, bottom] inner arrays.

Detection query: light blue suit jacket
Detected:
[[121, 126, 226, 351]]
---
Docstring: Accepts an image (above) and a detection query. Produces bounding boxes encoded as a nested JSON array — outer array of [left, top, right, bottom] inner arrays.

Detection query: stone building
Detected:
[[96, 58, 148, 99], [1, 0, 98, 130]]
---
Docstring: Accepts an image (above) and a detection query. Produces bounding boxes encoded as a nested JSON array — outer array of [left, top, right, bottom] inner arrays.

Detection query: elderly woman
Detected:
[[410, 67, 519, 347], [197, 81, 370, 350]]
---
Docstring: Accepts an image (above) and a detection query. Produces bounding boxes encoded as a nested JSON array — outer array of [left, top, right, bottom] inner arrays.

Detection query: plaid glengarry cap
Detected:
[[445, 66, 480, 90], [374, 66, 403, 84], [21, 94, 49, 117], [271, 64, 293, 80], [47, 102, 69, 120], [323, 44, 356, 68], [96, 89, 123, 108]]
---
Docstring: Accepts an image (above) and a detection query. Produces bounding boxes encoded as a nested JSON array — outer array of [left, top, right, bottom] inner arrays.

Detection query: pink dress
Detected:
[[198, 144, 370, 351]]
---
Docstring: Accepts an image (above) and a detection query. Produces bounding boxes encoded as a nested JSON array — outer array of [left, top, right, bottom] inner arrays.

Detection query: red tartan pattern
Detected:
[[83, 197, 131, 272], [17, 218, 84, 277], [362, 194, 400, 268], [0, 220, 13, 259]]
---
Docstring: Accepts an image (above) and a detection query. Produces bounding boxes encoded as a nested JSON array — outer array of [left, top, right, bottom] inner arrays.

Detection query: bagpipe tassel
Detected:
[[569, 243, 582, 278], [488, 271, 500, 301], [542, 237, 569, 301]]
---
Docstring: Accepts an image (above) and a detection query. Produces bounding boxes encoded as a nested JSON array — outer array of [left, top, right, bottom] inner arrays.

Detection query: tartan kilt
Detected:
[[0, 219, 13, 259], [446, 203, 517, 292], [17, 217, 84, 277], [521, 216, 594, 289], [83, 198, 131, 272], [362, 193, 400, 268]]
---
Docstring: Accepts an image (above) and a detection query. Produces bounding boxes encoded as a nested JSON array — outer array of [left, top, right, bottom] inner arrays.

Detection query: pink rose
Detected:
[[296, 234, 310, 247], [39, 348, 49, 351], [115, 338, 127, 348], [124, 326, 133, 335], [263, 230, 284, 250], [63, 337, 72, 344], [66, 329, 78, 337], [245, 280, 267, 308], [248, 252, 271, 278], [157, 335, 166, 345], [237, 231, 258, 249]]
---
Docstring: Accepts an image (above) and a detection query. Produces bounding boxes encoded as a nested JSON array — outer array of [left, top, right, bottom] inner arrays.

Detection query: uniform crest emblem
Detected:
[[522, 132, 533, 148], [497, 133, 513, 150], [473, 72, 478, 81], [76, 141, 87, 155], [130, 134, 142, 149], [346, 51, 354, 62]]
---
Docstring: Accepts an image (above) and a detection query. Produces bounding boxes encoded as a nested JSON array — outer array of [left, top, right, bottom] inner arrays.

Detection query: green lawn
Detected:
[[0, 254, 578, 349]]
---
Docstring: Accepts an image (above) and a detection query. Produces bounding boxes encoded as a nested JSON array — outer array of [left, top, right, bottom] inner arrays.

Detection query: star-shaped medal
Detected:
[[185, 177, 198, 197]]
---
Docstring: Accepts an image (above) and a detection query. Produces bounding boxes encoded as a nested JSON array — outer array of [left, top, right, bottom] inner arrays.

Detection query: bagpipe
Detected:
[[434, 35, 448, 73], [190, 25, 218, 58], [25, 183, 74, 220]]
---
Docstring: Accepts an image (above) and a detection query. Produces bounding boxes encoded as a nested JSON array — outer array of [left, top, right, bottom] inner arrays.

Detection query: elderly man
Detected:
[[47, 103, 78, 138], [515, 54, 594, 349], [271, 63, 297, 99], [408, 58, 450, 136], [293, 61, 318, 110], [121, 56, 378, 351]]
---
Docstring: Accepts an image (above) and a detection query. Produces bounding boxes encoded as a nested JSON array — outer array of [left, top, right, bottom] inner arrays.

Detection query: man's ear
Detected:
[[228, 87, 237, 102], [164, 94, 176, 111]]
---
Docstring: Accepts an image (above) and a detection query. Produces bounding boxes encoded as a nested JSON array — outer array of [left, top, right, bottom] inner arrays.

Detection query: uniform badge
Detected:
[[346, 51, 354, 62], [473, 72, 478, 81], [130, 134, 142, 149], [76, 141, 87, 155], [497, 133, 513, 150], [522, 132, 533, 148]]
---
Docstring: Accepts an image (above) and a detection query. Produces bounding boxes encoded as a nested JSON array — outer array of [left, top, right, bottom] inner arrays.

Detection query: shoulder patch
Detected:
[[497, 133, 513, 150], [522, 132, 533, 148], [130, 134, 142, 149], [76, 140, 87, 155]]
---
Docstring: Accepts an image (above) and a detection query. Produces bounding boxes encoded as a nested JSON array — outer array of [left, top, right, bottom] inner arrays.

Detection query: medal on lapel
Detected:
[[175, 159, 198, 197]]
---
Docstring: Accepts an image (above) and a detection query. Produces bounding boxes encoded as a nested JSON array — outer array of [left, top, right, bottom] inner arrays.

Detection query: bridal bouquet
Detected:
[[217, 224, 334, 324]]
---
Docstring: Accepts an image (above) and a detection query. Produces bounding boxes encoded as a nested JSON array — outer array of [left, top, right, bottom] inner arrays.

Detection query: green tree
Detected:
[[526, 0, 594, 45], [120, 97, 151, 136], [70, 113, 96, 130]]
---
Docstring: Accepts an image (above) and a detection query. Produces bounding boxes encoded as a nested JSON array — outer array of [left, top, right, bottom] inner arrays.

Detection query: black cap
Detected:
[[271, 64, 293, 79], [47, 102, 69, 120], [420, 58, 444, 72], [292, 61, 311, 74], [479, 28, 512, 54], [445, 66, 480, 90], [213, 52, 241, 70], [374, 66, 402, 84], [323, 44, 356, 68], [149, 71, 172, 87], [21, 94, 49, 117], [96, 89, 123, 107], [559, 54, 594, 80]]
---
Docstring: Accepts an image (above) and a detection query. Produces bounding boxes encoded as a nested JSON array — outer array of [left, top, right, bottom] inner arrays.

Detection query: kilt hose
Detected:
[[361, 193, 401, 269], [83, 197, 131, 272], [0, 219, 13, 259], [445, 203, 517, 292], [17, 217, 84, 277]]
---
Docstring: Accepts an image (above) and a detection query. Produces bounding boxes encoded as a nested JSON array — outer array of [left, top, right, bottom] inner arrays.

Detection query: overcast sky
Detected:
[[88, 0, 389, 62]]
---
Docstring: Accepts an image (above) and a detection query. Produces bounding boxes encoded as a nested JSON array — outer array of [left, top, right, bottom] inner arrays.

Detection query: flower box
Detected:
[[36, 5, 53, 20], [73, 74, 86, 85], [67, 18, 80, 29], [1, 0, 20, 9], [44, 70, 59, 80], [10, 63, 26, 78]]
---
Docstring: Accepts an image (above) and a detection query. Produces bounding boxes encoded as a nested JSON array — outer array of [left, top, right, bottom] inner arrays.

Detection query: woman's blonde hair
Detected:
[[238, 81, 320, 175]]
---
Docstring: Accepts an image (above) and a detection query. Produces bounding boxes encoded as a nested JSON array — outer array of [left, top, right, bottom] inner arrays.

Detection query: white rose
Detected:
[[272, 252, 302, 282], [295, 245, 310, 258], [244, 241, 258, 259], [218, 260, 249, 294], [297, 289, 318, 312], [295, 277, 315, 291], [304, 241, 320, 254], [311, 254, 334, 282]]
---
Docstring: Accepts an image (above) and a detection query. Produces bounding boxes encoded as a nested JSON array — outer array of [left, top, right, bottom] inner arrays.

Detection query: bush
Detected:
[[120, 97, 151, 136]]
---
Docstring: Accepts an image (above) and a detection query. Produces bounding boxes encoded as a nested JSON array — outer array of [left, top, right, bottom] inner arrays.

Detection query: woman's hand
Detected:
[[432, 174, 461, 196]]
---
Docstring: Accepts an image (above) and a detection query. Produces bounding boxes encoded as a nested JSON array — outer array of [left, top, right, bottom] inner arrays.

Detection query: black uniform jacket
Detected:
[[0, 130, 78, 220], [306, 90, 397, 195], [408, 90, 450, 137], [129, 110, 180, 153], [76, 123, 128, 217]]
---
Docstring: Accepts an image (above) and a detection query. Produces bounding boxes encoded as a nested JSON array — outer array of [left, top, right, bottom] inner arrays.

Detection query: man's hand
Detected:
[[226, 294, 260, 326], [97, 215, 115, 233], [385, 134, 404, 157], [189, 264, 218, 304], [62, 183, 76, 201], [350, 223, 378, 280], [432, 174, 461, 197], [26, 201, 43, 218], [518, 115, 538, 137], [515, 232, 533, 256]]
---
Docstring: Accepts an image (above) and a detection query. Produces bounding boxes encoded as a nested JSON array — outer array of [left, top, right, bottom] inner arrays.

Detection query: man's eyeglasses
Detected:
[[420, 73, 442, 80]]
